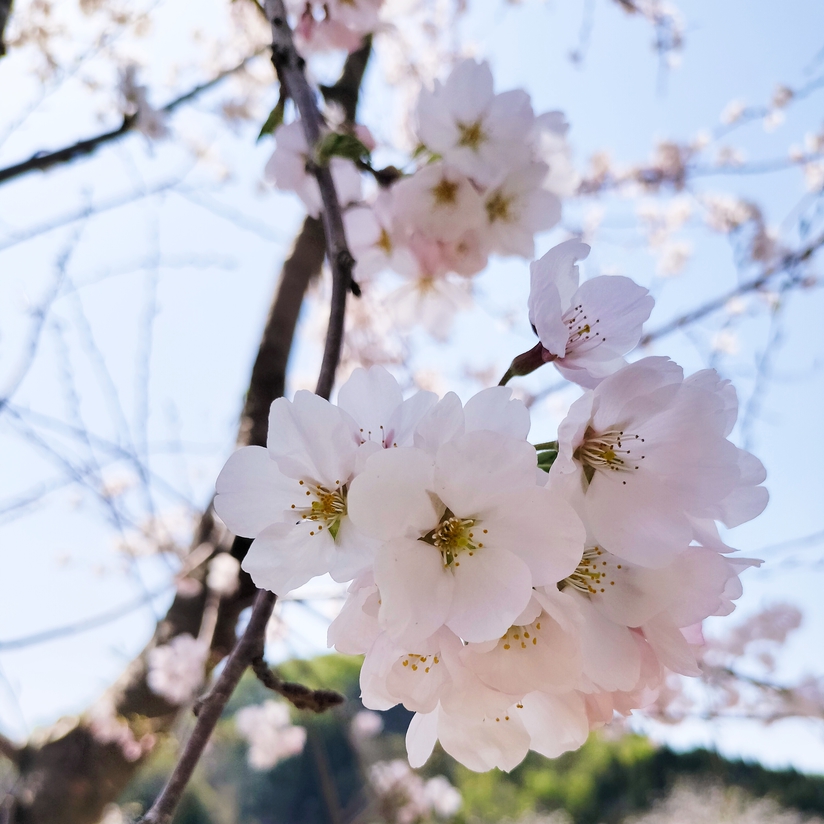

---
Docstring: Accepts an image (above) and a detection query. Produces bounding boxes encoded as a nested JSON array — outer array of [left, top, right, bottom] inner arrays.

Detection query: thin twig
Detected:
[[0, 50, 266, 185], [264, 0, 358, 399], [141, 590, 277, 824], [249, 656, 344, 712], [639, 229, 824, 347]]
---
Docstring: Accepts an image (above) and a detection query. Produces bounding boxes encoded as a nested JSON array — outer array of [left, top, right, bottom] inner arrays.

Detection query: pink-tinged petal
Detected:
[[482, 487, 585, 585], [267, 392, 358, 484], [375, 538, 453, 646], [463, 387, 530, 440], [463, 608, 580, 694], [444, 59, 494, 124], [715, 448, 769, 527], [642, 617, 701, 676], [328, 516, 379, 582], [554, 355, 628, 389], [242, 520, 335, 596], [567, 275, 654, 360], [586, 471, 693, 567], [406, 708, 440, 768], [552, 391, 596, 477], [337, 365, 403, 444], [520, 692, 589, 758], [529, 238, 590, 324], [387, 643, 452, 714], [436, 430, 537, 516], [590, 357, 682, 432], [385, 390, 439, 448], [348, 447, 439, 541], [413, 392, 465, 455], [360, 633, 404, 710], [327, 584, 380, 654], [438, 706, 530, 773], [574, 593, 642, 691], [446, 548, 532, 642], [214, 446, 295, 537]]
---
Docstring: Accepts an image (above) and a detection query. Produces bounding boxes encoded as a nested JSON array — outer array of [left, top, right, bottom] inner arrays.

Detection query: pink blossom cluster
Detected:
[[214, 240, 767, 771], [265, 59, 573, 336], [285, 0, 382, 53]]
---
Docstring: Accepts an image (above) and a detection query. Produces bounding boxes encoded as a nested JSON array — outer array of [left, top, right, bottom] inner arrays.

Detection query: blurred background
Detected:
[[1, 0, 824, 820]]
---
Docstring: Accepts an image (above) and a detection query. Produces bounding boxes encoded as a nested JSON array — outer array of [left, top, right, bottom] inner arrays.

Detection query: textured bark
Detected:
[[0, 0, 11, 58]]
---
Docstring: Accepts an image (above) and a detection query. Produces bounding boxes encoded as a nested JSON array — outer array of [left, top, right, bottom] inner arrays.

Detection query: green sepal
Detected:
[[315, 132, 371, 166], [257, 93, 286, 142]]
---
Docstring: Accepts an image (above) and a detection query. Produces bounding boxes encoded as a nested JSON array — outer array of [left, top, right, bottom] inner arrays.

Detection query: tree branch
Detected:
[[140, 590, 277, 824], [639, 229, 824, 347], [249, 655, 345, 712], [265, 0, 358, 399], [0, 0, 11, 59], [0, 50, 265, 186], [0, 731, 21, 767]]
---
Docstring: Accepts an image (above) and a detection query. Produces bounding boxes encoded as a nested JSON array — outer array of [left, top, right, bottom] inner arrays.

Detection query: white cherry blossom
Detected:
[[482, 162, 562, 258], [215, 368, 436, 594], [146, 634, 208, 705], [235, 700, 307, 770], [392, 163, 485, 243], [551, 357, 768, 567], [528, 239, 654, 388], [416, 59, 535, 186], [348, 427, 585, 646]]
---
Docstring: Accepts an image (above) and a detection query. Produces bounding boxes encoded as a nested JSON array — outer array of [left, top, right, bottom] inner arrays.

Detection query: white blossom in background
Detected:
[[235, 700, 307, 770], [416, 58, 535, 186], [88, 697, 155, 762], [119, 65, 168, 139], [207, 551, 240, 596], [146, 633, 209, 705], [350, 709, 385, 741], [369, 759, 462, 823]]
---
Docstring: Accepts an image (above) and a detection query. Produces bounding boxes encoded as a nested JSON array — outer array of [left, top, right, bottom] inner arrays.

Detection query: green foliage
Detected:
[[121, 654, 824, 823], [314, 132, 371, 166]]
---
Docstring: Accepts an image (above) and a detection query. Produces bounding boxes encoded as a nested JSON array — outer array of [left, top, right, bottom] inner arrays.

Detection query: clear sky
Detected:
[[1, 0, 824, 775]]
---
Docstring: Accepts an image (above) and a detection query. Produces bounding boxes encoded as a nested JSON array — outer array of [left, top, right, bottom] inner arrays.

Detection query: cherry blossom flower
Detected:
[[528, 239, 654, 388], [533, 111, 579, 198], [482, 162, 562, 258], [344, 192, 418, 281], [146, 634, 208, 705], [392, 163, 485, 243], [551, 357, 768, 567], [215, 367, 436, 594], [348, 426, 585, 646], [235, 700, 307, 770], [264, 121, 362, 218], [416, 59, 535, 186]]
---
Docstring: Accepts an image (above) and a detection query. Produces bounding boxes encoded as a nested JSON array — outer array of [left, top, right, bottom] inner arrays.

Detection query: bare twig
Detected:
[[0, 51, 266, 185], [0, 0, 11, 59], [264, 0, 358, 399], [0, 587, 172, 651], [249, 656, 345, 712], [639, 229, 824, 347], [141, 590, 277, 824]]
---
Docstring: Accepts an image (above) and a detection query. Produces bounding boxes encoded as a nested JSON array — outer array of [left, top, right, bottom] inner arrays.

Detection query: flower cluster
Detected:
[[235, 700, 307, 770], [215, 240, 766, 772], [369, 759, 462, 823], [265, 59, 574, 336]]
